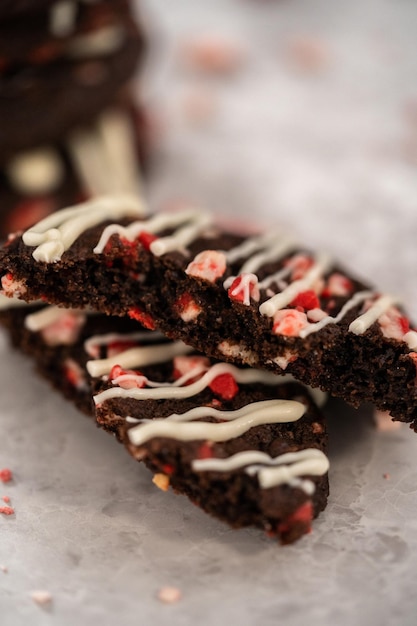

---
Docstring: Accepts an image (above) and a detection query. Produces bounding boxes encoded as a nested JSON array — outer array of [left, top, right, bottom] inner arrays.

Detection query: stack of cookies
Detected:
[[1, 195, 416, 544], [0, 0, 147, 237]]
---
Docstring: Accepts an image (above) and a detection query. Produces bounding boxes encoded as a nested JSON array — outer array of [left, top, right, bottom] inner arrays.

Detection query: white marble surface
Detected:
[[2, 0, 417, 624]]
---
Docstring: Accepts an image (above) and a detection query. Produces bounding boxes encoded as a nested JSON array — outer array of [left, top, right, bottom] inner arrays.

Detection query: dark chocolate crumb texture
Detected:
[[1, 196, 417, 427], [0, 297, 329, 544]]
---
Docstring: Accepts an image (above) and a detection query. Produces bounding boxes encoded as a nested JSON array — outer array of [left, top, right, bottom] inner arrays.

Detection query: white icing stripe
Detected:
[[239, 237, 296, 275], [247, 449, 329, 490], [84, 330, 164, 358], [66, 25, 125, 59], [69, 111, 142, 197], [49, 1, 77, 37], [87, 341, 193, 378], [24, 306, 82, 332], [22, 195, 147, 262], [259, 253, 332, 317], [93, 209, 212, 256], [93, 362, 287, 404], [258, 265, 292, 290], [97, 111, 143, 197], [349, 294, 397, 335], [128, 399, 305, 445], [224, 232, 288, 265], [299, 290, 374, 339], [192, 448, 329, 492]]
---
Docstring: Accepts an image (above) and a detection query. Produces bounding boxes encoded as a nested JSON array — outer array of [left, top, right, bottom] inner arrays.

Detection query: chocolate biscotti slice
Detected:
[[0, 298, 329, 544], [1, 196, 416, 427]]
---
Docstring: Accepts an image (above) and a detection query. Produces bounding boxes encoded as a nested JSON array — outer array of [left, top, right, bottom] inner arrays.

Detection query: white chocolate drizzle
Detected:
[[49, 1, 77, 37], [259, 253, 332, 317], [24, 305, 84, 332], [22, 195, 147, 262], [93, 362, 290, 404], [69, 110, 142, 197], [128, 399, 305, 446], [87, 341, 193, 378], [93, 209, 212, 257], [349, 294, 398, 335], [192, 448, 329, 493], [299, 290, 374, 338], [84, 330, 164, 358]]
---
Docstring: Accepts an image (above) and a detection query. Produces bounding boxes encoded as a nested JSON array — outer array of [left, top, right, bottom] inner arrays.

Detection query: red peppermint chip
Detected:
[[277, 501, 313, 538], [196, 442, 214, 460], [128, 307, 156, 330], [322, 273, 354, 298], [138, 231, 158, 251], [272, 309, 308, 337], [209, 373, 239, 400], [290, 290, 320, 311], [0, 506, 14, 516], [0, 469, 12, 483]]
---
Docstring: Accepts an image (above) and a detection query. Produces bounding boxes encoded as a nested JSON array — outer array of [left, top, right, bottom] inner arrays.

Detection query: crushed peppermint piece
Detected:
[[128, 307, 156, 330], [0, 506, 15, 516], [209, 373, 239, 400], [0, 469, 12, 483], [174, 293, 202, 322], [383, 473, 391, 480], [2, 496, 10, 503], [272, 309, 308, 337], [290, 290, 320, 311], [186, 250, 226, 283], [30, 590, 53, 606], [181, 35, 243, 74], [157, 585, 182, 604], [0, 565, 8, 573]]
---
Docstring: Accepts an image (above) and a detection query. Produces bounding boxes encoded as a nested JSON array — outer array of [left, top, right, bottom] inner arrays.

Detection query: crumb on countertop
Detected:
[[30, 590, 53, 606], [180, 35, 244, 75], [157, 586, 182, 604], [0, 469, 13, 483]]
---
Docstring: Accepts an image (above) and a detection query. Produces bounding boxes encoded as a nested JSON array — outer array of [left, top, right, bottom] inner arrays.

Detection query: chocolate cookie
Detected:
[[0, 4, 145, 162], [1, 199, 416, 427], [0, 299, 329, 544]]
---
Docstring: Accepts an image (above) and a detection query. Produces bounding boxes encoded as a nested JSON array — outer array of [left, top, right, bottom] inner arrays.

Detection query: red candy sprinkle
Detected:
[[0, 469, 12, 483], [161, 464, 174, 475], [196, 442, 214, 460], [2, 496, 10, 503], [209, 373, 239, 400], [138, 231, 158, 251], [290, 290, 320, 311], [128, 307, 156, 330], [0, 506, 14, 516], [277, 501, 313, 537]]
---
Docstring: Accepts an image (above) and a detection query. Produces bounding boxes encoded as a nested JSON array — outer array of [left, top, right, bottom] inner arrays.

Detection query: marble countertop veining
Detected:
[[2, 0, 417, 624]]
